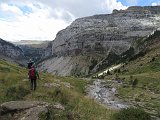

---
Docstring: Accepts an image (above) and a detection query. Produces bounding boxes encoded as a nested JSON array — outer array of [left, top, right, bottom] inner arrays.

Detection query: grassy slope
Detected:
[[114, 40, 160, 117], [0, 59, 115, 120]]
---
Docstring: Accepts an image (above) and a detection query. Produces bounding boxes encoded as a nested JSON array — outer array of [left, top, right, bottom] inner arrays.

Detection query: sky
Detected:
[[0, 0, 160, 41]]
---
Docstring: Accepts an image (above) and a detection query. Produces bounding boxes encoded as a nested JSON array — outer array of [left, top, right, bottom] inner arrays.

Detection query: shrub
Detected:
[[97, 75, 104, 79], [39, 107, 54, 120], [89, 58, 97, 70], [107, 70, 111, 75], [51, 88, 69, 105], [132, 78, 138, 89], [39, 107, 78, 120], [151, 57, 155, 62], [111, 108, 151, 120], [6, 86, 30, 101], [0, 66, 10, 72]]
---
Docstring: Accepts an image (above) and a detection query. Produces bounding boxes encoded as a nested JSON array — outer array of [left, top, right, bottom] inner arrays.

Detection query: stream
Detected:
[[86, 79, 129, 109]]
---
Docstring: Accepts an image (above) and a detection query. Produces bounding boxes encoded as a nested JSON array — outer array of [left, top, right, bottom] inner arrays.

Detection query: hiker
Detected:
[[28, 64, 39, 91], [27, 59, 34, 69]]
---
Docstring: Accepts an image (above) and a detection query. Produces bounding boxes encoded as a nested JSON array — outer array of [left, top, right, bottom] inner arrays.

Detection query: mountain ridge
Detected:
[[40, 6, 160, 76]]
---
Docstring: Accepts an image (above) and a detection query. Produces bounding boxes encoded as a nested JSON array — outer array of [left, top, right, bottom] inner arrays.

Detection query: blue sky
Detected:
[[0, 0, 159, 41], [119, 0, 160, 6]]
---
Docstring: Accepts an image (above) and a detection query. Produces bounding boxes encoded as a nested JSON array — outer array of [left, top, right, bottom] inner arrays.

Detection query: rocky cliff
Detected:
[[0, 38, 26, 64], [40, 6, 160, 76], [52, 6, 160, 56]]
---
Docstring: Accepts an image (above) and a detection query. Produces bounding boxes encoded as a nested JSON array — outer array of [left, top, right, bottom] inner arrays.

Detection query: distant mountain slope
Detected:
[[13, 40, 50, 45], [17, 41, 52, 63], [0, 38, 26, 65], [121, 29, 160, 74], [40, 6, 160, 76]]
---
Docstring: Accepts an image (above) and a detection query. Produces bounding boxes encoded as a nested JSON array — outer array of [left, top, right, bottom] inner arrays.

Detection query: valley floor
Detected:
[[0, 58, 160, 120]]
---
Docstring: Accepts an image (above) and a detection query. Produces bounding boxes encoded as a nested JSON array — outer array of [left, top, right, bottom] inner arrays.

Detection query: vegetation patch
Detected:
[[5, 86, 30, 101], [111, 108, 151, 120]]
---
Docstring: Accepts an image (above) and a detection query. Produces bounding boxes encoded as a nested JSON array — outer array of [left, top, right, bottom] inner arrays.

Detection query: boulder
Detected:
[[0, 101, 65, 119]]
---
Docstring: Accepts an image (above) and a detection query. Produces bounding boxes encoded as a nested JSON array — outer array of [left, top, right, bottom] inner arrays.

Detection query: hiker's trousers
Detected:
[[30, 79, 37, 90]]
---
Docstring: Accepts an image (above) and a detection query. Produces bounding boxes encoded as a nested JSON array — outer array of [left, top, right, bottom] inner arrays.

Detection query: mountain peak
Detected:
[[113, 6, 160, 14]]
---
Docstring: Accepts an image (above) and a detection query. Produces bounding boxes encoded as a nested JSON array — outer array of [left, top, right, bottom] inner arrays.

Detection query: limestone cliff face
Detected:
[[52, 6, 160, 56], [0, 38, 25, 60], [41, 6, 160, 76]]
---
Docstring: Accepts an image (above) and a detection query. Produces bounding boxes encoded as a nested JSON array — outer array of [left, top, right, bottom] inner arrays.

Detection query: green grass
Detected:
[[113, 72, 160, 118], [112, 47, 160, 118], [111, 108, 151, 120], [0, 59, 115, 120], [123, 56, 160, 75], [104, 40, 160, 118], [56, 76, 89, 93]]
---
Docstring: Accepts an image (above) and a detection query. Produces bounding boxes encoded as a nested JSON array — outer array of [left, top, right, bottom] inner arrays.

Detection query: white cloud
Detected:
[[152, 2, 160, 6], [0, 3, 23, 15], [39, 0, 127, 17], [0, 0, 127, 41], [103, 0, 127, 12], [0, 2, 71, 41], [0, 5, 69, 41]]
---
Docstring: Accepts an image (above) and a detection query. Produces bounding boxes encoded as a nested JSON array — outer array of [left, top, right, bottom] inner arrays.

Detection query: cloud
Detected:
[[152, 2, 160, 6], [0, 0, 127, 41], [103, 0, 127, 12], [0, 2, 71, 41], [39, 0, 127, 17], [0, 4, 69, 41], [0, 3, 23, 15]]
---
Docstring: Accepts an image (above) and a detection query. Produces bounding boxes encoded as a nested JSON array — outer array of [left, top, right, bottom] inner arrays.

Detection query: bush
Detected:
[[0, 66, 10, 72], [89, 58, 97, 70], [132, 78, 138, 89], [6, 86, 30, 101], [39, 107, 54, 120], [39, 107, 79, 120], [111, 108, 151, 120], [97, 75, 104, 79], [51, 88, 69, 105]]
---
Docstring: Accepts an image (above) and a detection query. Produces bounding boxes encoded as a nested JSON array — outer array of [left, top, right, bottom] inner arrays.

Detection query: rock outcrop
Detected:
[[40, 6, 160, 76], [0, 101, 48, 120], [0, 101, 64, 120]]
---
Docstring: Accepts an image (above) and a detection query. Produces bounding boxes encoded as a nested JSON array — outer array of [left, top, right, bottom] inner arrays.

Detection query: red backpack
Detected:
[[29, 68, 36, 79]]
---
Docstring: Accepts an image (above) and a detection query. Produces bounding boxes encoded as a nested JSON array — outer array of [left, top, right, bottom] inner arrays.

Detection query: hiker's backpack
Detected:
[[29, 68, 36, 79]]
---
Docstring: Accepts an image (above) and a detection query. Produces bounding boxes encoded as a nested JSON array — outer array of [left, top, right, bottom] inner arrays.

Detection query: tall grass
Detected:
[[111, 108, 151, 120]]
